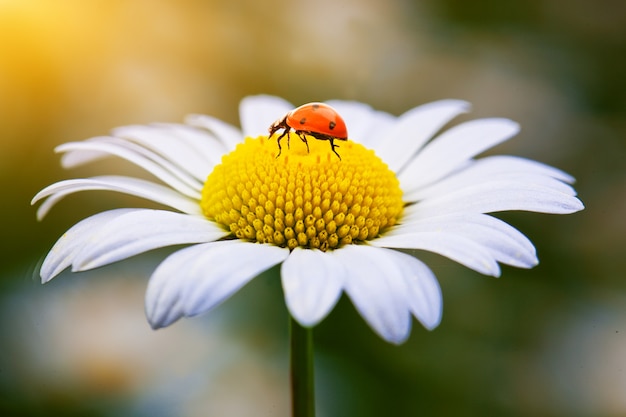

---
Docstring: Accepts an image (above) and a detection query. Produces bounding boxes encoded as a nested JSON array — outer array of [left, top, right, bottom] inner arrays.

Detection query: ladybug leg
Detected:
[[329, 138, 342, 160], [275, 136, 283, 158], [275, 129, 290, 158], [296, 132, 310, 153]]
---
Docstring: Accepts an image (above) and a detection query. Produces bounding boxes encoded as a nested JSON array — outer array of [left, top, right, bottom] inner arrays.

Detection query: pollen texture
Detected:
[[201, 134, 403, 251]]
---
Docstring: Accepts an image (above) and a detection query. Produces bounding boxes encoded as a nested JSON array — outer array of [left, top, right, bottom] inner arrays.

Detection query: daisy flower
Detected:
[[32, 95, 583, 344]]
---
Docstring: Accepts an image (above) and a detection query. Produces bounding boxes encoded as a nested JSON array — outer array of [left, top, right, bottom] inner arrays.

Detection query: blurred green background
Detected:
[[1, 0, 624, 416]]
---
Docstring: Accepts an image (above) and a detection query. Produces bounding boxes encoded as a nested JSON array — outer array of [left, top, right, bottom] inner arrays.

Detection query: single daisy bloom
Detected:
[[32, 95, 584, 344]]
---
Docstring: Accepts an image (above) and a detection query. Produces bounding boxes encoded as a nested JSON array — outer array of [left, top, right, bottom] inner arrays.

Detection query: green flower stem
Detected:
[[290, 315, 315, 417]]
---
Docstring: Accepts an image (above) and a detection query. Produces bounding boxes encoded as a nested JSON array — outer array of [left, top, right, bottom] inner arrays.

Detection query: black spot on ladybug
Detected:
[[329, 121, 336, 130], [299, 117, 307, 125], [312, 104, 320, 110]]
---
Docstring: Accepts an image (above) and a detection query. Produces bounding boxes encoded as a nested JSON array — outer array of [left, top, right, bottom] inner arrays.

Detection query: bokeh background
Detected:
[[1, 0, 624, 416]]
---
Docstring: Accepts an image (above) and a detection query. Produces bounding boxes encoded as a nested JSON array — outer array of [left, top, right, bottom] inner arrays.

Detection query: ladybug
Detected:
[[268, 102, 348, 159]]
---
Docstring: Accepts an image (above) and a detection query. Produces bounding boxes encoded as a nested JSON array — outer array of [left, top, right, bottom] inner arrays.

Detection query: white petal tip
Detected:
[[526, 261, 540, 270], [417, 307, 443, 331], [484, 118, 521, 137], [289, 313, 320, 328], [572, 199, 585, 212], [443, 99, 471, 111], [40, 262, 68, 284], [148, 319, 165, 330], [423, 321, 441, 331], [552, 197, 584, 214], [385, 332, 410, 345], [146, 310, 179, 330], [40, 274, 54, 284], [292, 317, 317, 328], [421, 99, 472, 113], [35, 208, 48, 222], [30, 190, 46, 206]]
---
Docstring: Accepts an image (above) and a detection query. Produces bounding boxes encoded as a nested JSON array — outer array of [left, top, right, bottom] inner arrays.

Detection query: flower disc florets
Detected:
[[201, 134, 404, 251]]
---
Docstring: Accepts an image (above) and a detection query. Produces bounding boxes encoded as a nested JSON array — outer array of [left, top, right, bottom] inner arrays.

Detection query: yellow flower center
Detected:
[[201, 134, 403, 251]]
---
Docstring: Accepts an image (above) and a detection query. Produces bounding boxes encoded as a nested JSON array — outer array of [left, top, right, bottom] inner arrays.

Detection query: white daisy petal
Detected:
[[40, 209, 139, 283], [355, 111, 397, 150], [404, 157, 578, 202], [57, 139, 203, 199], [152, 123, 226, 157], [379, 249, 443, 330], [281, 248, 345, 327], [239, 95, 293, 138], [32, 176, 202, 220], [404, 180, 584, 219], [185, 114, 243, 152], [56, 137, 110, 167], [145, 243, 201, 328], [399, 118, 520, 190], [111, 123, 212, 180], [371, 231, 501, 277], [331, 245, 412, 344], [406, 173, 577, 204], [323, 100, 375, 143], [111, 124, 219, 181], [376, 99, 471, 173], [471, 155, 576, 183], [71, 210, 229, 272], [323, 100, 395, 147], [390, 214, 538, 268], [146, 241, 289, 329]]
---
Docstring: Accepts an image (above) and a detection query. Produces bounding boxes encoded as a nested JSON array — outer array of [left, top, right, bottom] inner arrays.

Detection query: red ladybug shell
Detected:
[[285, 103, 348, 139], [268, 102, 349, 159]]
